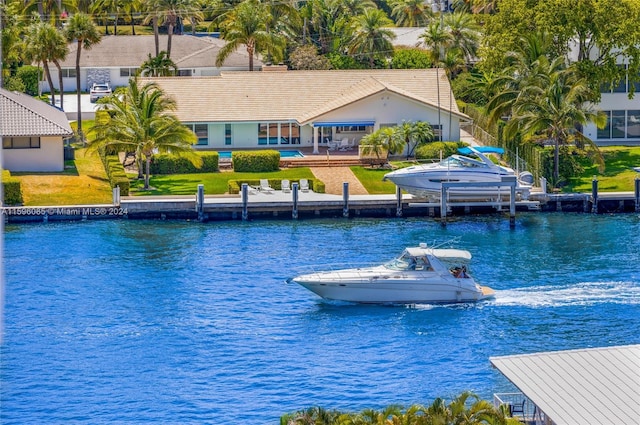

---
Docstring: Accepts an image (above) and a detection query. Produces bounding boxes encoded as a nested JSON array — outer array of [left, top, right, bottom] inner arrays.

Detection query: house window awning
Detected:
[[313, 120, 375, 127]]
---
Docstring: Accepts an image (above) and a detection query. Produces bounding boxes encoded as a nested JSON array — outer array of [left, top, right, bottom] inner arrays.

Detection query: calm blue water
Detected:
[[219, 150, 304, 159], [2, 214, 639, 424]]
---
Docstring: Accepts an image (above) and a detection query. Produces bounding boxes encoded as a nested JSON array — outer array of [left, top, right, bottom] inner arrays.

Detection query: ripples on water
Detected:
[[2, 213, 639, 423]]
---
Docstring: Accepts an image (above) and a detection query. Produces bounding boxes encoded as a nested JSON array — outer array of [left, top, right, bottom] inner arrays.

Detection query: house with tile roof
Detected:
[[1, 88, 73, 172], [144, 68, 468, 154], [43, 35, 262, 93]]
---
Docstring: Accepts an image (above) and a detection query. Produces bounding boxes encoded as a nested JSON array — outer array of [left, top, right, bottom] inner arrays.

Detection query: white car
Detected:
[[89, 83, 112, 102]]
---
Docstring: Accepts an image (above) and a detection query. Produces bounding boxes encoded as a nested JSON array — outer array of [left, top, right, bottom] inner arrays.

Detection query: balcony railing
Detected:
[[493, 392, 550, 425]]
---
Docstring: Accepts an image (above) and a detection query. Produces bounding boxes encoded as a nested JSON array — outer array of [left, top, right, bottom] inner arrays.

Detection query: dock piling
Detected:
[[292, 183, 299, 219], [343, 182, 349, 218], [241, 183, 249, 221], [396, 186, 403, 217], [113, 186, 121, 207], [196, 184, 204, 222], [635, 177, 640, 212], [591, 176, 598, 214]]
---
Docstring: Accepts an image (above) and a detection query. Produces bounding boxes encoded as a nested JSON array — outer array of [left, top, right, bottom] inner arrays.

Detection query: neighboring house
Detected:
[[42, 35, 262, 93], [583, 65, 640, 145], [144, 68, 468, 154], [1, 88, 72, 172], [491, 345, 640, 425], [387, 27, 426, 48]]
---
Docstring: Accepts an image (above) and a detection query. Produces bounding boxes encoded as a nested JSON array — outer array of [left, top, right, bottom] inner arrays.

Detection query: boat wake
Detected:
[[492, 280, 640, 307]]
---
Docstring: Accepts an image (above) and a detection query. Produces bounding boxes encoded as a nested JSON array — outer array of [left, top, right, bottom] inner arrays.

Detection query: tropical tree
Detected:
[[90, 78, 202, 190], [65, 12, 101, 142], [419, 20, 452, 64], [144, 0, 203, 58], [443, 10, 481, 68], [389, 0, 433, 27], [360, 127, 404, 164], [505, 67, 607, 184], [346, 8, 395, 69], [139, 51, 178, 76], [396, 120, 435, 159], [216, 0, 284, 71], [23, 21, 68, 107]]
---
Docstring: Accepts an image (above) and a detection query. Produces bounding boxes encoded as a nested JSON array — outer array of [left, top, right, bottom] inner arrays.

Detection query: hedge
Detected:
[[227, 178, 325, 194], [2, 170, 24, 205], [232, 150, 280, 172], [415, 141, 467, 161], [98, 150, 130, 196], [150, 152, 219, 174]]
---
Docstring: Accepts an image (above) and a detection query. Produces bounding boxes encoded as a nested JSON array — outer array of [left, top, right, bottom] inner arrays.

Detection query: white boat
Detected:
[[383, 146, 533, 201], [287, 243, 495, 304]]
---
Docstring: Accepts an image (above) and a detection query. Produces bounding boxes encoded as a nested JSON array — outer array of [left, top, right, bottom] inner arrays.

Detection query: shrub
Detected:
[[232, 150, 280, 172], [415, 141, 466, 160], [15, 66, 41, 96], [98, 149, 130, 196], [227, 179, 325, 194], [150, 152, 219, 174], [2, 170, 23, 205]]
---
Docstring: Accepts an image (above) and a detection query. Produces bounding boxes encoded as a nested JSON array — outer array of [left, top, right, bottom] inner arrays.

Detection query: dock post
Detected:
[[540, 177, 547, 194], [196, 184, 204, 222], [395, 186, 403, 217], [591, 176, 598, 214], [510, 184, 516, 228], [635, 177, 640, 212], [342, 182, 349, 218], [440, 185, 447, 226], [292, 183, 299, 219], [112, 186, 121, 207], [241, 183, 249, 221]]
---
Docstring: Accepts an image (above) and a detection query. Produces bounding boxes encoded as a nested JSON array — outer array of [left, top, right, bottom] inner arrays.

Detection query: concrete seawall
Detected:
[[3, 190, 639, 224]]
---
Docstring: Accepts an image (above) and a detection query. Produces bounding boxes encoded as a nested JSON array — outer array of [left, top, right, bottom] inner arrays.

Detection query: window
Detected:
[[336, 125, 367, 133], [185, 123, 208, 145], [3, 136, 41, 149], [626, 110, 640, 138], [258, 123, 268, 145], [120, 68, 138, 77], [431, 124, 442, 141], [225, 124, 232, 145], [611, 110, 626, 138], [598, 110, 638, 139], [177, 69, 192, 77], [61, 68, 76, 78]]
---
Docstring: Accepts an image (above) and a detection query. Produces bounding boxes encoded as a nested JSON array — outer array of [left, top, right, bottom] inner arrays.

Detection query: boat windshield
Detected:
[[440, 155, 488, 168], [384, 253, 433, 271]]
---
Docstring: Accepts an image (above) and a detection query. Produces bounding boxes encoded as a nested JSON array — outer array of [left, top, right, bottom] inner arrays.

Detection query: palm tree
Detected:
[[346, 8, 395, 69], [216, 0, 283, 71], [139, 51, 178, 76], [23, 21, 68, 107], [506, 67, 606, 183], [144, 0, 203, 58], [443, 10, 481, 68], [360, 127, 404, 165], [397, 120, 435, 159], [90, 78, 202, 190], [65, 12, 101, 142], [389, 0, 433, 27]]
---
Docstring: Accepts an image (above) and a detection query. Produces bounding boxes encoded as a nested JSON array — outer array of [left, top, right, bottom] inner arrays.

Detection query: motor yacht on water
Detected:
[[383, 146, 533, 201], [287, 243, 495, 304]]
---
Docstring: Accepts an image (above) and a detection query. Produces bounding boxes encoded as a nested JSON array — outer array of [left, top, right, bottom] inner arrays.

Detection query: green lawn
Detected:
[[564, 146, 640, 192], [350, 166, 397, 194], [129, 168, 316, 196]]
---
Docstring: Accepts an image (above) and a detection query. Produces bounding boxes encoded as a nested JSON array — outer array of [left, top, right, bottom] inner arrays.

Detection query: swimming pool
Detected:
[[218, 150, 304, 159]]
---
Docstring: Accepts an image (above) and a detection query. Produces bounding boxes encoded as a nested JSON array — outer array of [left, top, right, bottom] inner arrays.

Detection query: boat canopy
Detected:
[[406, 247, 472, 261], [458, 146, 504, 155]]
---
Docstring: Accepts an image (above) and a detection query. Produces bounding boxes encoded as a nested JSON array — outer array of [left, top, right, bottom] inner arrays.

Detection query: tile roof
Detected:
[[0, 89, 73, 137], [60, 35, 261, 69], [490, 345, 640, 425], [142, 69, 466, 124]]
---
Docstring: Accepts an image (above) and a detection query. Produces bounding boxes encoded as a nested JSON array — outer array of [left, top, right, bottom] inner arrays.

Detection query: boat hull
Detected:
[[289, 272, 494, 304]]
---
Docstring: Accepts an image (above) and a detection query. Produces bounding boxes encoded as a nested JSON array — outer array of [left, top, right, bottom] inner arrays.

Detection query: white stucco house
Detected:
[[583, 67, 640, 145], [1, 88, 73, 172], [143, 68, 468, 154], [42, 34, 262, 93]]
